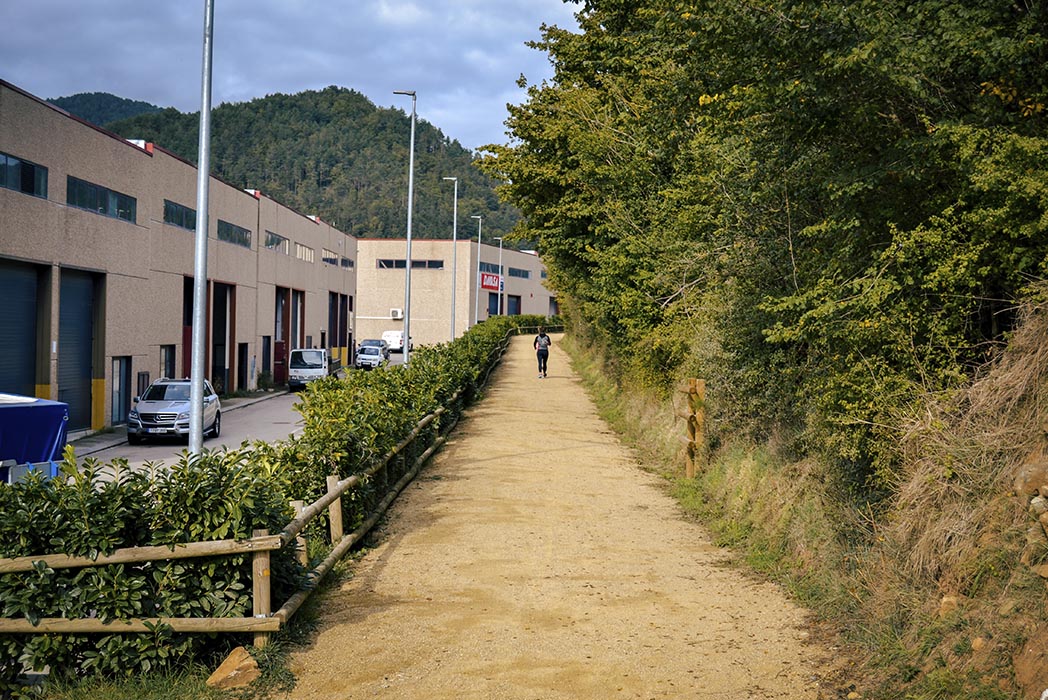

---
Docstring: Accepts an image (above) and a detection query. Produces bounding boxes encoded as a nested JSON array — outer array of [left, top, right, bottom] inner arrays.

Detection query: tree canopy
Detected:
[[480, 0, 1048, 488]]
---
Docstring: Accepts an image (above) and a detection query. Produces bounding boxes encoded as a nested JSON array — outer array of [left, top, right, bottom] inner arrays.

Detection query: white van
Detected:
[[288, 348, 341, 390], [381, 330, 413, 353]]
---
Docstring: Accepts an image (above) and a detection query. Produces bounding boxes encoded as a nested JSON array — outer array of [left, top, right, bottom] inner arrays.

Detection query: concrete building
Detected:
[[354, 237, 558, 348], [0, 80, 357, 434]]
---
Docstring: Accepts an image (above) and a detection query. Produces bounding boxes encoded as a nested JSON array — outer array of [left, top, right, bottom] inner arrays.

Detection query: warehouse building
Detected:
[[0, 80, 357, 434], [353, 237, 558, 348]]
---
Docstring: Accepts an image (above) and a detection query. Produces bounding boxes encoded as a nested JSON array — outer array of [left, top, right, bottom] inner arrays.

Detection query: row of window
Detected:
[[218, 220, 252, 248], [377, 259, 445, 270], [1, 151, 47, 198], [67, 176, 136, 222]]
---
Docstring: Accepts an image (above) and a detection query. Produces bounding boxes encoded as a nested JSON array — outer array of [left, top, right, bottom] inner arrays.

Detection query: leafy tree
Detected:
[[481, 0, 1048, 488]]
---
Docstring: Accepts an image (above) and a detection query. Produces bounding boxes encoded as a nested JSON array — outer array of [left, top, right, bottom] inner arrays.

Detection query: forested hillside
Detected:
[[105, 86, 519, 239], [482, 1, 1048, 697], [49, 92, 162, 125]]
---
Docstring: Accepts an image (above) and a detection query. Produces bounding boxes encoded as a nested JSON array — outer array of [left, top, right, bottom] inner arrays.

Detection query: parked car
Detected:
[[381, 330, 413, 353], [355, 345, 388, 370], [288, 348, 342, 391], [127, 378, 221, 444], [357, 338, 390, 359]]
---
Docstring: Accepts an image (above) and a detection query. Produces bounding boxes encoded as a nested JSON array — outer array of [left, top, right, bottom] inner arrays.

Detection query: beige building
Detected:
[[0, 80, 357, 434], [354, 237, 558, 348]]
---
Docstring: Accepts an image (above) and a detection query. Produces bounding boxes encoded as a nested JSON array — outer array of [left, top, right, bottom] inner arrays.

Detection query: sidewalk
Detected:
[[70, 389, 289, 457], [287, 334, 827, 699]]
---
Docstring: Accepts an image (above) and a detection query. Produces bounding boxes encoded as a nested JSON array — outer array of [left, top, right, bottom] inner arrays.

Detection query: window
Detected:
[[66, 176, 136, 222], [160, 345, 176, 379], [480, 262, 502, 274], [1, 151, 47, 198], [295, 243, 315, 263], [218, 220, 251, 248], [541, 270, 548, 279], [340, 257, 354, 269], [322, 248, 338, 265], [508, 267, 530, 279], [163, 199, 196, 230], [377, 258, 442, 269], [264, 230, 289, 254]]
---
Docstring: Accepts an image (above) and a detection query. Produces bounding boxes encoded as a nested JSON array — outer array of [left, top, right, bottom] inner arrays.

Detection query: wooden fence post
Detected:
[[327, 474, 344, 543], [684, 379, 707, 478], [290, 500, 309, 567], [252, 528, 272, 648]]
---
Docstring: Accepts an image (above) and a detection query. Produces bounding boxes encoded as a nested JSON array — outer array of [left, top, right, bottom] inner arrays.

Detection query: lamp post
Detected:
[[471, 215, 482, 325], [189, 0, 215, 455], [394, 90, 416, 364], [442, 176, 458, 341], [494, 236, 503, 315]]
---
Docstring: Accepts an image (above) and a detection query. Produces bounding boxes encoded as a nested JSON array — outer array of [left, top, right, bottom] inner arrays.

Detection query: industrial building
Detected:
[[0, 80, 357, 434], [354, 237, 557, 348]]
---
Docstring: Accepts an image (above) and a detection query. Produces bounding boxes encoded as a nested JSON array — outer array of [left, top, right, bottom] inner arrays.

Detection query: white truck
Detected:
[[288, 348, 342, 390]]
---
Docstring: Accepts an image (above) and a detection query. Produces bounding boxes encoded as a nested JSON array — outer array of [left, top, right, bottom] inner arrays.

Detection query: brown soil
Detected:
[[288, 335, 834, 699]]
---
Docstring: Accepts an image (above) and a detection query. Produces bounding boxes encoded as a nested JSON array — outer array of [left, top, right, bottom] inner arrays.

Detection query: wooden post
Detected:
[[290, 500, 309, 568], [252, 528, 272, 648], [327, 474, 344, 543], [684, 379, 706, 478]]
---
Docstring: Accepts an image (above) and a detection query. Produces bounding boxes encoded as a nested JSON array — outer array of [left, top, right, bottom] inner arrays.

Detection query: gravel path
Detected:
[[288, 334, 827, 699]]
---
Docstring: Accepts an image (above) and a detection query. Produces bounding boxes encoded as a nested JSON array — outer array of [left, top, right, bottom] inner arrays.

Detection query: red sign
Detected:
[[481, 272, 502, 291]]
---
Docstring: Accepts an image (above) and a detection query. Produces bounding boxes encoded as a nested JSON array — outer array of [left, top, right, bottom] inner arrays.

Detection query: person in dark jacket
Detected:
[[534, 327, 552, 378]]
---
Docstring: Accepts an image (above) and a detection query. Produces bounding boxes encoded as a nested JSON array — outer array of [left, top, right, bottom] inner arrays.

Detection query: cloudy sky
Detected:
[[0, 0, 579, 151]]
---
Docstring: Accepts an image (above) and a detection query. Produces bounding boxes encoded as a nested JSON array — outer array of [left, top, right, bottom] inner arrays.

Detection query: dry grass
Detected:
[[883, 296, 1048, 591]]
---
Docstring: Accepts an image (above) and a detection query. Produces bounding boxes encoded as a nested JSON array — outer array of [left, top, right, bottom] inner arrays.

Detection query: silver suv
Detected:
[[127, 378, 221, 444]]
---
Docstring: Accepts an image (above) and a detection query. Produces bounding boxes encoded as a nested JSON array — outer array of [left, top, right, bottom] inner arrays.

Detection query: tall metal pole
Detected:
[[394, 90, 416, 364], [495, 236, 504, 315], [471, 215, 482, 326], [189, 0, 215, 454], [442, 177, 458, 341]]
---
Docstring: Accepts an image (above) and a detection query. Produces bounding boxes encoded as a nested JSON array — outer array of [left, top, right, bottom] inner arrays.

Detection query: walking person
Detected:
[[534, 326, 552, 378]]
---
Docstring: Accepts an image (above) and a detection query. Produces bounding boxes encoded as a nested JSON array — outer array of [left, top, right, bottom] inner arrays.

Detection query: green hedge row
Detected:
[[0, 315, 555, 696]]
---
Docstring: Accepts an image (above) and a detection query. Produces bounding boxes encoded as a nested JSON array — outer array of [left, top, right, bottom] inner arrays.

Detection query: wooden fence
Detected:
[[0, 331, 531, 648]]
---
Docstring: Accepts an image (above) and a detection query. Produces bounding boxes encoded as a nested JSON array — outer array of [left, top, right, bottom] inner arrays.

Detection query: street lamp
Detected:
[[189, 0, 216, 455], [471, 215, 482, 325], [442, 176, 458, 341], [394, 90, 416, 364], [494, 236, 504, 316]]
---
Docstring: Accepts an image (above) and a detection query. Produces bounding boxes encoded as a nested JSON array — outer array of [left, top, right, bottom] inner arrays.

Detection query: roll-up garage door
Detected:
[[58, 270, 94, 430], [0, 259, 38, 396]]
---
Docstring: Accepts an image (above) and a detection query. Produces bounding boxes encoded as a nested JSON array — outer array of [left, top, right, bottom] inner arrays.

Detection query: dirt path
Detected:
[[288, 335, 828, 699]]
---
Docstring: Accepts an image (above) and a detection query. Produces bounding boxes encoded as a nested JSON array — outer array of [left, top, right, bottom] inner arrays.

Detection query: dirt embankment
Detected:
[[288, 335, 833, 699]]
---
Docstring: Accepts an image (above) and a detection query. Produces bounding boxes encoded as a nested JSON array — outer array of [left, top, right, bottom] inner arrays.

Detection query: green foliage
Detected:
[[104, 86, 521, 241], [483, 0, 1048, 489], [0, 450, 296, 696], [49, 92, 162, 125]]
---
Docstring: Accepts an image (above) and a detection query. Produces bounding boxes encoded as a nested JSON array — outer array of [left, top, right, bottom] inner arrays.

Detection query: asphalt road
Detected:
[[82, 392, 303, 471]]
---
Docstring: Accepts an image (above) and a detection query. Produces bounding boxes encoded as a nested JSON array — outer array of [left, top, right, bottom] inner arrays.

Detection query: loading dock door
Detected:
[[0, 259, 38, 396], [58, 270, 94, 430]]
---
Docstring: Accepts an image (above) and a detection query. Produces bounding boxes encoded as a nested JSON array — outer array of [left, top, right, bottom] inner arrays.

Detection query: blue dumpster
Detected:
[[0, 393, 69, 483]]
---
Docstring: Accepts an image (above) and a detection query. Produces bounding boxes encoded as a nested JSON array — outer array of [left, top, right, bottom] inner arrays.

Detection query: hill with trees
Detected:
[[101, 86, 518, 240], [48, 92, 163, 125], [481, 1, 1048, 697]]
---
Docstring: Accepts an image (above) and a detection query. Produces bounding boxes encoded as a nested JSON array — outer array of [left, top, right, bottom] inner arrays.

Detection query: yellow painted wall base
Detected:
[[92, 378, 106, 430], [35, 384, 50, 400]]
